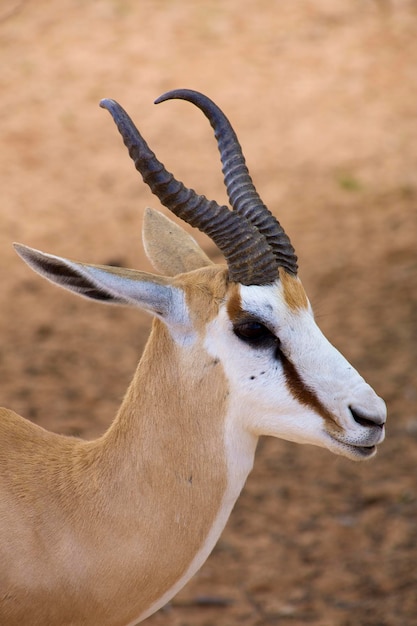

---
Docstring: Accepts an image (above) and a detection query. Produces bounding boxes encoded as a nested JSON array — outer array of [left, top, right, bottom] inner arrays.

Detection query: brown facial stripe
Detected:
[[280, 352, 340, 428], [227, 279, 335, 426], [279, 267, 308, 310], [226, 283, 243, 322]]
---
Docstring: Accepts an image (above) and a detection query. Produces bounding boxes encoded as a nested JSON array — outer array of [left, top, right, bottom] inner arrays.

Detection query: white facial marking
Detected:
[[206, 279, 386, 461]]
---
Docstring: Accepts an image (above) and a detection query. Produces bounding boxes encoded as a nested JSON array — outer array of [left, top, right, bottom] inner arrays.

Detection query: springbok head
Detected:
[[16, 89, 386, 460]]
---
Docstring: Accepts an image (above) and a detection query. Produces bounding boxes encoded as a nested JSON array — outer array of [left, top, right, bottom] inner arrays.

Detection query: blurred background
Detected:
[[1, 1, 416, 624]]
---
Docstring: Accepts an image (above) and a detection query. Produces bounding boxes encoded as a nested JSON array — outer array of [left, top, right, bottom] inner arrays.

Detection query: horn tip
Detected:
[[154, 88, 203, 107], [100, 98, 124, 116], [99, 98, 112, 110]]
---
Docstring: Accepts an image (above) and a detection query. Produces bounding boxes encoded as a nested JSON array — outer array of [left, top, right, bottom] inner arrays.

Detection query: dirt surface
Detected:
[[1, 1, 417, 624]]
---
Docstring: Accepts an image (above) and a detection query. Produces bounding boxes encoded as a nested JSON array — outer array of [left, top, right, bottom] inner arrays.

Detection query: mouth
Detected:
[[348, 444, 377, 459], [328, 437, 379, 461], [326, 422, 385, 461]]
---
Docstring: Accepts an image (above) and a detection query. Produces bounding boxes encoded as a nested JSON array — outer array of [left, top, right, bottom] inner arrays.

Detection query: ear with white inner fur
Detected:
[[143, 208, 213, 276], [13, 243, 186, 323]]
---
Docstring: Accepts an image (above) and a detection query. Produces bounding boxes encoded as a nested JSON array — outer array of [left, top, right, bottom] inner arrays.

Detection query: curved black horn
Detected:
[[155, 89, 298, 276], [100, 98, 278, 285]]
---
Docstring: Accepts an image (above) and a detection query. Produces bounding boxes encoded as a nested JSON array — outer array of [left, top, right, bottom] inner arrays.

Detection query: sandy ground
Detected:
[[1, 1, 416, 624]]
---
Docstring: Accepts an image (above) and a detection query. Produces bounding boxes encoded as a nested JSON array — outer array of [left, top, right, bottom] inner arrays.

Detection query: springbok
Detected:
[[1, 89, 386, 625]]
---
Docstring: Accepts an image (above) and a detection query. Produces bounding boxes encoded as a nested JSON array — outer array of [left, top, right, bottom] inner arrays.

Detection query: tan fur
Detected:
[[0, 267, 230, 626], [176, 265, 229, 332], [279, 267, 308, 310], [226, 282, 243, 324]]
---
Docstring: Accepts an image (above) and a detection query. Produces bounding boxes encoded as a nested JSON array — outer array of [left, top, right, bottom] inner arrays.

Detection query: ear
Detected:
[[14, 243, 187, 323], [142, 208, 213, 276]]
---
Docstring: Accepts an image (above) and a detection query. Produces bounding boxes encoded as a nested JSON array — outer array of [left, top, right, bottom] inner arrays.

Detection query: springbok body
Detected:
[[0, 90, 386, 625]]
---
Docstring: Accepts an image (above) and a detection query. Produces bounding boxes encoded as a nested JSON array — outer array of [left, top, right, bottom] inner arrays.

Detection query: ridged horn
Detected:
[[100, 98, 278, 285], [155, 89, 298, 276]]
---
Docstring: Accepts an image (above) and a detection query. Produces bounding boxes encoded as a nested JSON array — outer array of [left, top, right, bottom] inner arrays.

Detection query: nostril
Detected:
[[349, 406, 384, 429]]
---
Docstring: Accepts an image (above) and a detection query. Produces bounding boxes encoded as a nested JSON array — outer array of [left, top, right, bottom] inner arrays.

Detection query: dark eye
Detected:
[[233, 321, 275, 345]]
